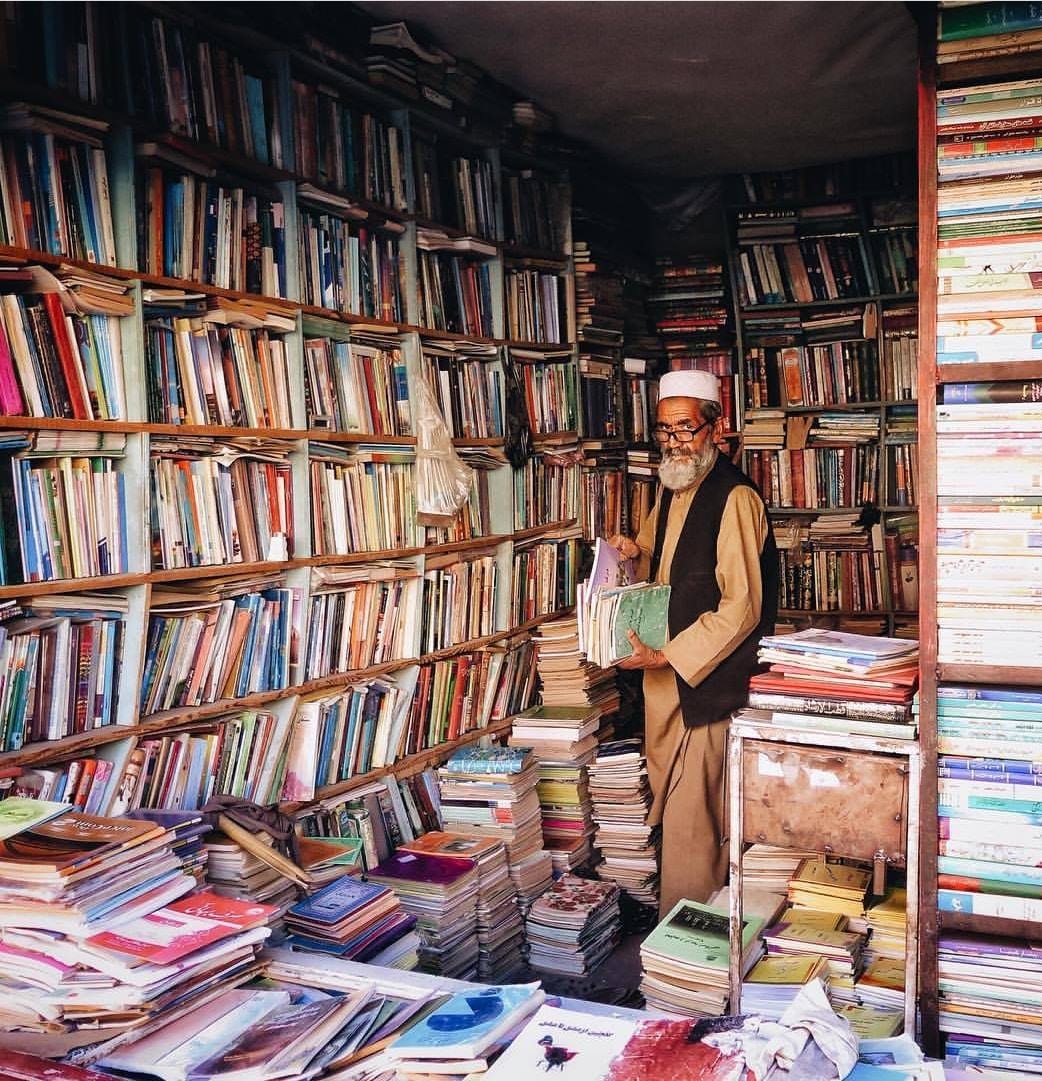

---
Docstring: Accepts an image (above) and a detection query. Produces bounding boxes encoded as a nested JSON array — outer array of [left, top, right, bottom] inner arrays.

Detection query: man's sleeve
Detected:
[[661, 485, 768, 688], [633, 493, 660, 583]]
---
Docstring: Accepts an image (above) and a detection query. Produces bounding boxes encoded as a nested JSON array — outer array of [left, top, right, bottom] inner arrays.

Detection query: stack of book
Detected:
[[436, 746, 551, 912], [740, 628, 919, 740], [387, 982, 546, 1078], [640, 898, 764, 1017], [742, 954, 831, 1020], [367, 849, 481, 980], [939, 933, 1042, 1073], [0, 808, 275, 1055], [742, 844, 822, 892], [204, 831, 300, 920], [402, 831, 526, 981], [510, 704, 600, 874], [513, 348, 579, 434], [760, 908, 866, 1011], [284, 874, 418, 969], [525, 873, 621, 977], [786, 859, 872, 921], [532, 614, 620, 718], [934, 684, 1042, 924], [586, 739, 660, 907], [937, 3, 1042, 66]]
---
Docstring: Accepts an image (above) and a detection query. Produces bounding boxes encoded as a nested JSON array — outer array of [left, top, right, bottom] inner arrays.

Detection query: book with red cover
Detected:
[[86, 890, 276, 964], [2, 1051, 120, 1080], [41, 291, 90, 419], [605, 1021, 753, 1081]]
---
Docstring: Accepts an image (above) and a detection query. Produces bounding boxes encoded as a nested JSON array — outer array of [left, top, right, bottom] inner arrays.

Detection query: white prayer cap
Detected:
[[659, 370, 721, 404]]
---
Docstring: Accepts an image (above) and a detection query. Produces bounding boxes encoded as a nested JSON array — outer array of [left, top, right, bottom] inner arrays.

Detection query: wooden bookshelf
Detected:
[[724, 170, 919, 635], [0, 0, 588, 818]]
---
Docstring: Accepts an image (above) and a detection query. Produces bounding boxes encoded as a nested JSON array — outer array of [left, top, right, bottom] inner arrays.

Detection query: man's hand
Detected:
[[607, 534, 640, 561], [616, 630, 670, 670]]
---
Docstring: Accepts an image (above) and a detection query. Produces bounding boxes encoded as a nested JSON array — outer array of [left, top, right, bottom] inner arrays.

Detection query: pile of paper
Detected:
[[587, 738, 660, 906], [640, 899, 764, 1017], [368, 850, 481, 980], [284, 875, 419, 969], [509, 704, 600, 874], [525, 873, 620, 977], [402, 831, 526, 981]]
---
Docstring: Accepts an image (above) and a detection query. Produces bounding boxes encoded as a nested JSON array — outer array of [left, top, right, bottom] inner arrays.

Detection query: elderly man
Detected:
[[609, 370, 777, 914]]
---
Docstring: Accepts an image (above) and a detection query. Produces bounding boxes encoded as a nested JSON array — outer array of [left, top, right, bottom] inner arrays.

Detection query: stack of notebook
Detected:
[[532, 614, 620, 717], [367, 849, 481, 980], [742, 954, 831, 1020], [741, 629, 919, 740], [586, 738, 660, 906], [284, 875, 418, 969], [761, 908, 866, 1010], [436, 746, 552, 913], [525, 873, 620, 977], [787, 859, 872, 921], [640, 898, 764, 1017], [402, 831, 526, 981], [510, 705, 600, 874], [0, 810, 271, 1056]]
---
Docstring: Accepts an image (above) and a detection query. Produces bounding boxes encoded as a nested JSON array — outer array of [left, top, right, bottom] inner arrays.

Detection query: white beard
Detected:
[[659, 444, 717, 491]]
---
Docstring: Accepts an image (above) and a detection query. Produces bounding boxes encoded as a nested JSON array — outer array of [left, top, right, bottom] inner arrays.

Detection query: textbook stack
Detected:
[[368, 849, 481, 980], [510, 704, 600, 875], [934, 683, 1042, 925], [525, 873, 621, 977], [403, 831, 526, 981], [284, 873, 419, 969], [435, 746, 552, 914], [586, 739, 660, 906], [0, 807, 276, 1057], [640, 898, 764, 1017], [739, 628, 919, 741]]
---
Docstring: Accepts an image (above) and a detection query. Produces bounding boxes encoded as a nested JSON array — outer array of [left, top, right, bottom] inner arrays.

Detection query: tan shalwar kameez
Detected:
[[633, 453, 768, 916]]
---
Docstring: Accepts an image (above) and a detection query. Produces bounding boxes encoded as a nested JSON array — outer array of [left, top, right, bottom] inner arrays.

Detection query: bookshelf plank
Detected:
[[936, 663, 1042, 687], [938, 910, 1042, 940], [935, 361, 1042, 385]]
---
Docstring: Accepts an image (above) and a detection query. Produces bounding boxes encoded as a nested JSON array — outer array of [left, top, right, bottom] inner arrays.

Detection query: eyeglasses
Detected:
[[651, 421, 710, 445]]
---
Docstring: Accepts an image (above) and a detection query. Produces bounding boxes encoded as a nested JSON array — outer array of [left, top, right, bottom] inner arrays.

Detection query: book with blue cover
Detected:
[[444, 746, 533, 776], [389, 983, 545, 1060], [288, 875, 390, 925]]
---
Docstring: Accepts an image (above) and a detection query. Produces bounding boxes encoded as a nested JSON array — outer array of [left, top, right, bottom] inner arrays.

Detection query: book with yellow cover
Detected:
[[834, 1003, 903, 1039], [744, 954, 828, 985], [790, 860, 872, 898]]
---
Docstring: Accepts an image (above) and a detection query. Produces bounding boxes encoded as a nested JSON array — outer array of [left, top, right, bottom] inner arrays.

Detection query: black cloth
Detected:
[[650, 454, 777, 727]]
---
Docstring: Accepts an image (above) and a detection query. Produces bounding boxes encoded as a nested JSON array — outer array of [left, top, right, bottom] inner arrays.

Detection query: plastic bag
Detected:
[[415, 377, 475, 526]]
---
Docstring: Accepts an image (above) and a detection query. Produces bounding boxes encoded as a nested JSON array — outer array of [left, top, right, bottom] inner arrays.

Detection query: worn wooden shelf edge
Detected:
[[937, 910, 1042, 940], [936, 663, 1042, 686]]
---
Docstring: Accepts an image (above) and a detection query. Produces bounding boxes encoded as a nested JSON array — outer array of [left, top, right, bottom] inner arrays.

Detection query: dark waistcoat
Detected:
[[650, 453, 778, 727]]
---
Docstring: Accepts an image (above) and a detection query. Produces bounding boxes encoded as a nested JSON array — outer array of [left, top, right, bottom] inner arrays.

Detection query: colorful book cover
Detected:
[[642, 899, 763, 971], [288, 874, 390, 925], [610, 584, 670, 660], [87, 891, 275, 964], [604, 1020, 753, 1080], [390, 984, 544, 1060], [444, 746, 531, 775], [369, 849, 477, 887], [484, 1004, 637, 1079], [0, 796, 72, 840]]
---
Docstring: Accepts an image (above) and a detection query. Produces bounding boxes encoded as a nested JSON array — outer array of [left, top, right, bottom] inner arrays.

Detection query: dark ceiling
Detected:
[[358, 1, 919, 180]]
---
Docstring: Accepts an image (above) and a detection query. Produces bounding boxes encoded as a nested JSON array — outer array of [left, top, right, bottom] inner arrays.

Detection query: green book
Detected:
[[642, 898, 764, 972], [0, 796, 72, 841], [940, 2, 1042, 42], [610, 583, 671, 661]]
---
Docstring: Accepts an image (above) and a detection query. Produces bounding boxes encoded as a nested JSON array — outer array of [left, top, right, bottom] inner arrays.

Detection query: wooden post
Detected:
[[728, 726, 745, 1013]]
